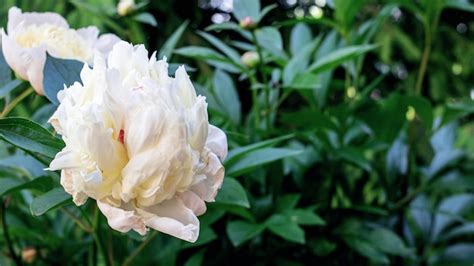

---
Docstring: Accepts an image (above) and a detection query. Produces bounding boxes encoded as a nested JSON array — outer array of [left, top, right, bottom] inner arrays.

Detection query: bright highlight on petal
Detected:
[[48, 41, 228, 243]]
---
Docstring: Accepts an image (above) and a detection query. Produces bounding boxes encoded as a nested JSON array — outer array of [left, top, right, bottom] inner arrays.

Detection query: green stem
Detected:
[[249, 74, 261, 130], [250, 30, 271, 131], [1, 198, 22, 266], [415, 14, 439, 95], [92, 207, 112, 266], [0, 87, 34, 118], [122, 231, 158, 266]]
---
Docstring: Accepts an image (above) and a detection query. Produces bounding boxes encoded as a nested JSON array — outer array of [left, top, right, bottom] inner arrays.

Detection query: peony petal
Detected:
[[1, 28, 46, 94], [49, 149, 82, 170], [191, 152, 225, 202], [97, 200, 147, 235], [137, 198, 199, 242], [206, 124, 228, 161], [61, 170, 88, 206], [7, 7, 69, 34], [174, 66, 197, 108], [179, 191, 207, 216]]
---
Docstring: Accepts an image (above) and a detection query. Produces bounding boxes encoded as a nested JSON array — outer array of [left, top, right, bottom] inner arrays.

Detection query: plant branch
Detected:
[[122, 231, 158, 266], [1, 198, 22, 266], [0, 87, 34, 118], [251, 30, 271, 131]]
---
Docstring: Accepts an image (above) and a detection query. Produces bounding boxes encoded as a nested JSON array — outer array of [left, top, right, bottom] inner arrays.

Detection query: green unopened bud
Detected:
[[117, 0, 136, 16], [241, 51, 260, 68], [239, 16, 257, 30]]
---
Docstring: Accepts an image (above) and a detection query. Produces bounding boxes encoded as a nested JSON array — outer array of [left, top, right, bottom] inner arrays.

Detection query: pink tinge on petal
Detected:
[[97, 200, 147, 236], [179, 191, 207, 216], [60, 170, 88, 206]]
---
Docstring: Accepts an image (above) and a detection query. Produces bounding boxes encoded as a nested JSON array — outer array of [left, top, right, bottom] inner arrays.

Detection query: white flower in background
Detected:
[[48, 41, 228, 242], [1, 7, 120, 95], [117, 0, 136, 16]]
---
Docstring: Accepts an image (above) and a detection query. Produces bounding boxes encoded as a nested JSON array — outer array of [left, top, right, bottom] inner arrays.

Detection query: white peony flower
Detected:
[[1, 7, 120, 95], [48, 41, 227, 242]]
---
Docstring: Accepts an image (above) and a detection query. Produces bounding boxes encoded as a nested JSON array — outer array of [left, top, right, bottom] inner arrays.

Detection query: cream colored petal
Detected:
[[49, 149, 81, 170], [174, 66, 197, 108], [137, 198, 199, 242], [97, 200, 147, 235], [191, 152, 225, 202], [206, 124, 228, 161], [1, 28, 46, 94], [94, 33, 121, 57], [7, 7, 69, 33], [61, 170, 88, 206], [188, 97, 208, 152], [124, 103, 165, 156]]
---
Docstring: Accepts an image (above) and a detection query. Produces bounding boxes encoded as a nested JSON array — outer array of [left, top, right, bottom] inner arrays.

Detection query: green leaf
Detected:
[[335, 147, 371, 171], [216, 177, 250, 208], [183, 249, 205, 266], [266, 214, 305, 244], [343, 236, 389, 264], [276, 194, 301, 212], [367, 227, 414, 257], [30, 187, 71, 216], [333, 0, 366, 30], [132, 12, 158, 27], [0, 79, 24, 99], [226, 147, 302, 176], [226, 134, 294, 165], [212, 70, 241, 124], [284, 72, 321, 90], [0, 118, 64, 158], [159, 20, 189, 60], [284, 209, 326, 226], [290, 23, 312, 56], [283, 38, 320, 85], [386, 133, 408, 180], [0, 176, 53, 197], [255, 27, 288, 61], [174, 47, 228, 62], [43, 54, 83, 105], [444, 0, 474, 12], [0, 42, 12, 87], [308, 44, 376, 74], [226, 221, 265, 246], [198, 31, 242, 65], [232, 0, 260, 22]]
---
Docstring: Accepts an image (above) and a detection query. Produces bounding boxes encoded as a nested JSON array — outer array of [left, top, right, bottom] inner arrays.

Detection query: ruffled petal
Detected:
[[206, 124, 228, 161], [191, 152, 225, 202], [137, 198, 199, 242], [97, 200, 147, 235], [179, 190, 207, 216], [7, 7, 68, 33]]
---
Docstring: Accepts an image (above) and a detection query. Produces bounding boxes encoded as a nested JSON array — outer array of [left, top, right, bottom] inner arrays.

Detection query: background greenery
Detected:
[[0, 0, 473, 265]]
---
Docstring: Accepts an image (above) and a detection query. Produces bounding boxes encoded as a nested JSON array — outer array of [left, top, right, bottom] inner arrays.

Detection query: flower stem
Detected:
[[0, 87, 34, 118], [92, 207, 112, 266], [250, 30, 271, 131], [1, 197, 22, 266], [122, 231, 158, 266]]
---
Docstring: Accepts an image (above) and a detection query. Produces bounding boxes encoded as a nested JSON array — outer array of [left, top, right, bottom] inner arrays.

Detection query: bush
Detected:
[[0, 0, 473, 265]]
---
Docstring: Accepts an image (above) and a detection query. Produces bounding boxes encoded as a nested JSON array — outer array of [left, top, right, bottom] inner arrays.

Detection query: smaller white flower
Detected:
[[1, 7, 120, 95], [117, 0, 136, 16]]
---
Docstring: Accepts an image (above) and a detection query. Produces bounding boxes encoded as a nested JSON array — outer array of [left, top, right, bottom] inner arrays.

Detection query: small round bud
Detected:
[[117, 0, 136, 16], [22, 247, 37, 264], [239, 16, 257, 30], [241, 51, 260, 68]]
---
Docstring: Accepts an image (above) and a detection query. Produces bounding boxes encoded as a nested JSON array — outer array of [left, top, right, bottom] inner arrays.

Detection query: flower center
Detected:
[[118, 129, 125, 144], [15, 24, 92, 61]]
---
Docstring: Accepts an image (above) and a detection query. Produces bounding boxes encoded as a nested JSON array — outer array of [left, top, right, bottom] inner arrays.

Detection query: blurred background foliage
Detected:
[[0, 0, 474, 265]]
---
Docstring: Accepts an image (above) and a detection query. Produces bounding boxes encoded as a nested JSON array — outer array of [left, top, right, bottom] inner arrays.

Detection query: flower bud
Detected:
[[239, 16, 257, 30], [117, 0, 136, 16], [241, 51, 260, 68], [22, 247, 37, 264]]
